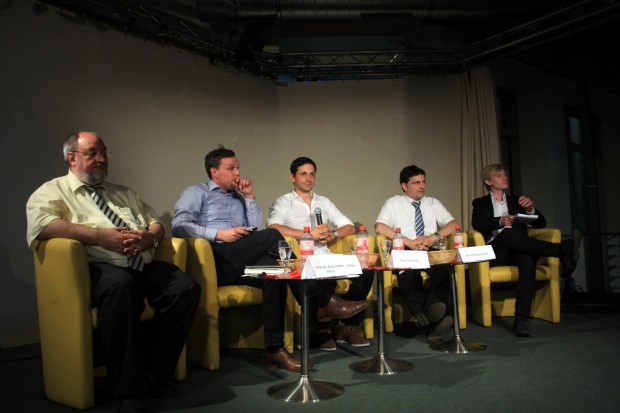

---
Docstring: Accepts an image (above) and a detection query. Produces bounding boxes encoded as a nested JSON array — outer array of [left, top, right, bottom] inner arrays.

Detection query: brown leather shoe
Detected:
[[336, 324, 370, 347], [264, 348, 304, 372], [316, 295, 369, 323]]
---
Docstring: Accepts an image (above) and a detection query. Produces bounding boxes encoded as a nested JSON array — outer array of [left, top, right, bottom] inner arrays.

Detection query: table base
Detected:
[[429, 335, 487, 353], [427, 262, 487, 354], [349, 352, 415, 375], [267, 375, 345, 402]]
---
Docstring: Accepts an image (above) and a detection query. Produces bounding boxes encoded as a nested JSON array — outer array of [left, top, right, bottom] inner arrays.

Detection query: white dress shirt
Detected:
[[267, 191, 353, 254], [375, 194, 455, 240]]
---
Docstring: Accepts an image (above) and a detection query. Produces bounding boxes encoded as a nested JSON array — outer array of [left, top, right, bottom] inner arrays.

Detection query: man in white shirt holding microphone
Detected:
[[268, 157, 374, 350]]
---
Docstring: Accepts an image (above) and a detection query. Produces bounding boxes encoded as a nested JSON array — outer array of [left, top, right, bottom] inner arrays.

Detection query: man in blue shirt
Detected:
[[172, 147, 367, 371]]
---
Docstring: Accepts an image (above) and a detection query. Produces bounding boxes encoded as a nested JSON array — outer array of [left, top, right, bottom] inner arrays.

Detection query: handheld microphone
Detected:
[[314, 207, 323, 225]]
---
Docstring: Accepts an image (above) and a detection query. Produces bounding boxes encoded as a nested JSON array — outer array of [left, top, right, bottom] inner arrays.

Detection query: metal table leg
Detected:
[[429, 264, 487, 353], [268, 279, 345, 402], [350, 269, 415, 374]]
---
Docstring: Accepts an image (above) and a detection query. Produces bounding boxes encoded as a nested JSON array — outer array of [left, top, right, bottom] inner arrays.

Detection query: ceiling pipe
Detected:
[[196, 0, 557, 21]]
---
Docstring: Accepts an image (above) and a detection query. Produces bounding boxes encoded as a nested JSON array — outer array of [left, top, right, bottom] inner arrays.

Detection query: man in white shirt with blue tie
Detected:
[[375, 164, 458, 342]]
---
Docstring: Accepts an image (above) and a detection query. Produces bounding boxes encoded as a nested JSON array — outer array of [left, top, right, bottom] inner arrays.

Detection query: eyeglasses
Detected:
[[71, 150, 111, 159]]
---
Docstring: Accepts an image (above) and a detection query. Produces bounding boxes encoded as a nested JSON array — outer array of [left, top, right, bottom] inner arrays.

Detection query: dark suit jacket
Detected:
[[471, 194, 546, 243]]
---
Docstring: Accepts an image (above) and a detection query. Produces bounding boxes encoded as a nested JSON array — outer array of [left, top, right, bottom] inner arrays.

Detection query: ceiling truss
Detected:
[[35, 0, 620, 83]]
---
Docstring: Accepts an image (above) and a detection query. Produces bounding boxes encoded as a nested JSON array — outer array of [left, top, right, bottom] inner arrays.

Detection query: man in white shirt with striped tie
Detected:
[[375, 164, 458, 343], [26, 131, 200, 413]]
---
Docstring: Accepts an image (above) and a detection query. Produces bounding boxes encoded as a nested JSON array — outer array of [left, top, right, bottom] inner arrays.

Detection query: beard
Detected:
[[75, 160, 108, 186]]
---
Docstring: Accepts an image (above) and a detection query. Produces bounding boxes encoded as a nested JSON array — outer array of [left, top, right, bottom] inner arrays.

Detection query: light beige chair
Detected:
[[377, 234, 467, 332], [285, 235, 375, 348], [33, 237, 187, 410], [466, 228, 561, 326], [184, 237, 294, 371]]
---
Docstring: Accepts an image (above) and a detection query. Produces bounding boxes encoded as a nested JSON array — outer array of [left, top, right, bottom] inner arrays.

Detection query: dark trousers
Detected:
[[490, 228, 559, 318], [211, 228, 291, 349], [396, 265, 451, 316], [89, 261, 200, 398]]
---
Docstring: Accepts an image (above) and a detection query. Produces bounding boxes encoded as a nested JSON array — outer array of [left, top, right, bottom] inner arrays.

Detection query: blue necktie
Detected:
[[86, 186, 144, 271], [413, 201, 425, 237]]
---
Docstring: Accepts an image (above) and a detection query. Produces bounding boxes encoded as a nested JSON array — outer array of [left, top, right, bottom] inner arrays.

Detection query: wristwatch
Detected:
[[333, 231, 339, 239], [149, 232, 159, 248], [433, 232, 441, 242]]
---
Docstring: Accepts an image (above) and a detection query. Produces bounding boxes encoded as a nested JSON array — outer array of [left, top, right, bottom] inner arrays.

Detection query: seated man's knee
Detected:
[[264, 227, 284, 242]]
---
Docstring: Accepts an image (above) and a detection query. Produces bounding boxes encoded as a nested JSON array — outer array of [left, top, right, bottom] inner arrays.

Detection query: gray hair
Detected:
[[62, 131, 100, 164]]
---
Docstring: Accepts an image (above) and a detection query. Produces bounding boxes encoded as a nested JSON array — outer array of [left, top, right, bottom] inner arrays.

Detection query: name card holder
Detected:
[[301, 254, 362, 279], [389, 250, 430, 269], [457, 245, 496, 263]]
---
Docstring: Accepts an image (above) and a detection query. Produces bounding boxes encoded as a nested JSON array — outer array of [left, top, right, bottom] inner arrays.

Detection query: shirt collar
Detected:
[[404, 194, 424, 205], [292, 190, 316, 202], [207, 180, 244, 201], [489, 192, 506, 204], [207, 180, 229, 193]]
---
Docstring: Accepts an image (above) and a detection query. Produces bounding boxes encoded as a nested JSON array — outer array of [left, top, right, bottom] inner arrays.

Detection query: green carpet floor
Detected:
[[2, 312, 619, 413]]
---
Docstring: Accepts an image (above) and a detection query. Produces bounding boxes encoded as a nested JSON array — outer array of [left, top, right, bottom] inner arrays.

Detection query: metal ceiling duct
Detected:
[[196, 0, 560, 22]]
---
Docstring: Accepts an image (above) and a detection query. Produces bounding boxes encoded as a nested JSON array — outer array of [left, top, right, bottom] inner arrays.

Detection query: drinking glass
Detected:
[[380, 239, 392, 266], [348, 238, 358, 255], [278, 240, 292, 272], [436, 235, 446, 251]]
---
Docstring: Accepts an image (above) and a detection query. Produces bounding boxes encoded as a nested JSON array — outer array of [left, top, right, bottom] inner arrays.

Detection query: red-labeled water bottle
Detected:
[[300, 226, 314, 270], [393, 227, 405, 250], [453, 225, 464, 248], [356, 225, 369, 268]]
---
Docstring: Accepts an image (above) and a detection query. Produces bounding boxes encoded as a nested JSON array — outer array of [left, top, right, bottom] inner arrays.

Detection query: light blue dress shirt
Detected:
[[172, 181, 263, 242]]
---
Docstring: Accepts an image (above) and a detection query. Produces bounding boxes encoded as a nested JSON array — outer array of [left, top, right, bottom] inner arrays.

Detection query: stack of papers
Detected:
[[515, 213, 538, 223], [244, 266, 288, 275]]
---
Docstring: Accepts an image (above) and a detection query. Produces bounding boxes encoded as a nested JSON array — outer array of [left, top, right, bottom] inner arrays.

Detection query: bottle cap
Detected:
[[304, 226, 310, 231], [359, 225, 366, 231], [395, 227, 401, 232]]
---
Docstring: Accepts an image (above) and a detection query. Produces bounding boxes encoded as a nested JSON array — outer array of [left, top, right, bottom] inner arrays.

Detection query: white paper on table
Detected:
[[388, 250, 430, 269], [457, 245, 496, 263], [301, 254, 362, 279]]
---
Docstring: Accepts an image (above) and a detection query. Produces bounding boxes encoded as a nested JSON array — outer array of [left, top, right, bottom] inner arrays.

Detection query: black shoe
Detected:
[[310, 328, 337, 351], [559, 238, 577, 274], [146, 374, 176, 398], [514, 318, 531, 337], [427, 315, 453, 343], [415, 302, 446, 327], [116, 398, 146, 413]]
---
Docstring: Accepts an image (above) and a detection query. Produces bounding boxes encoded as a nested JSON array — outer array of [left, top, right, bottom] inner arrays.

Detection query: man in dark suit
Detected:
[[471, 164, 574, 337]]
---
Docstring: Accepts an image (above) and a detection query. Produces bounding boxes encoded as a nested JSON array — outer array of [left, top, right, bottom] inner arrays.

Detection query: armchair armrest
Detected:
[[33, 238, 95, 408], [155, 237, 187, 271]]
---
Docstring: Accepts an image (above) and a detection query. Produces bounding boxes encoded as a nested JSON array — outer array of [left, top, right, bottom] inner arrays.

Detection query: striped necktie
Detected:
[[86, 186, 144, 271], [412, 201, 425, 237]]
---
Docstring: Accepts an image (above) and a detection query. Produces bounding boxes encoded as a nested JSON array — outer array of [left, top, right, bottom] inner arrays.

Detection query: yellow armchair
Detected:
[[285, 235, 375, 347], [33, 237, 187, 410], [184, 237, 294, 371], [377, 234, 467, 332], [466, 228, 561, 326]]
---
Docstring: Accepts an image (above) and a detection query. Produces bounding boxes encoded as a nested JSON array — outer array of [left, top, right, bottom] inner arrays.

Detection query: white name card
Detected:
[[457, 246, 496, 263], [389, 250, 430, 269], [301, 254, 362, 279]]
